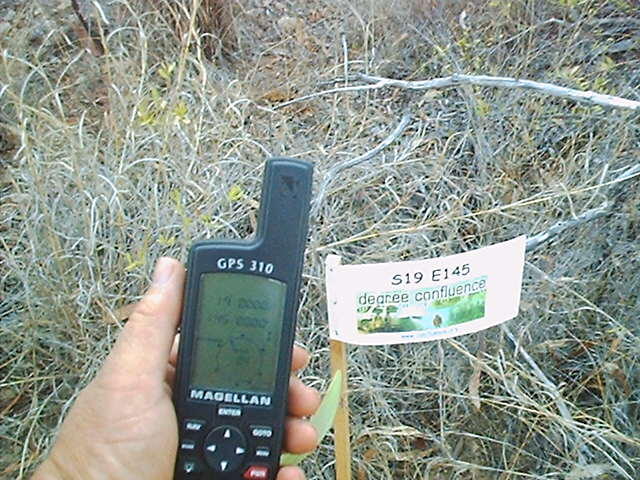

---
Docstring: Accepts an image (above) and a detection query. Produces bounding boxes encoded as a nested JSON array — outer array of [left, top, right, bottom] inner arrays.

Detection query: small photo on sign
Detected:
[[356, 277, 487, 334]]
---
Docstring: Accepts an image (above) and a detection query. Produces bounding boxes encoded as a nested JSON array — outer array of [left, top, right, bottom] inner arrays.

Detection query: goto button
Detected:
[[250, 425, 273, 438], [243, 465, 269, 479]]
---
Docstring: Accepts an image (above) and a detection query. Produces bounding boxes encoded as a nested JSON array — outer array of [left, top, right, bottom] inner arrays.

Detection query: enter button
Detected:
[[218, 405, 242, 417]]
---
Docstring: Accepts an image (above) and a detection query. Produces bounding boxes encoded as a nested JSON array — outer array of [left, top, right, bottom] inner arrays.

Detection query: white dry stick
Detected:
[[526, 163, 640, 252], [273, 82, 387, 110], [358, 73, 640, 111], [275, 73, 640, 111], [311, 112, 412, 217], [607, 163, 640, 196], [525, 203, 611, 253]]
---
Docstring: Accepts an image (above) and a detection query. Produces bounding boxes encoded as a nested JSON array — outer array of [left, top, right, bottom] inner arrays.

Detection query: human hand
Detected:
[[33, 257, 320, 480]]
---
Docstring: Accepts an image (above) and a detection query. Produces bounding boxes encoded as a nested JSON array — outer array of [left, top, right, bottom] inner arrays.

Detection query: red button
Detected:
[[243, 465, 270, 479]]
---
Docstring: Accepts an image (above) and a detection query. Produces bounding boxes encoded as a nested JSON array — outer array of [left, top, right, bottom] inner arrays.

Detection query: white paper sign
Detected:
[[326, 236, 526, 345]]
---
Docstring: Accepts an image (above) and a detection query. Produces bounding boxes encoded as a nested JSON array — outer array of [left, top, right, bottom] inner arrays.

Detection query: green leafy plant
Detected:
[[228, 184, 245, 202]]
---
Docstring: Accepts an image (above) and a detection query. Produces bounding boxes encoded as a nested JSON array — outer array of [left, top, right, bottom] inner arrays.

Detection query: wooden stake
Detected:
[[330, 339, 352, 480]]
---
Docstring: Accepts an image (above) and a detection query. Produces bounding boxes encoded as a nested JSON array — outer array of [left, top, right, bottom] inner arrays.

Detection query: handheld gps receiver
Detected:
[[173, 158, 313, 480]]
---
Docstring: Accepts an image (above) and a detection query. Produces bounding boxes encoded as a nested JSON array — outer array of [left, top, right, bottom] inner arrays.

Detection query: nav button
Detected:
[[184, 419, 205, 432], [203, 426, 247, 473]]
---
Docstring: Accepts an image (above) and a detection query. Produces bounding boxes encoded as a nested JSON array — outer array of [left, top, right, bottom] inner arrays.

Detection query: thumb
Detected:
[[100, 257, 185, 385]]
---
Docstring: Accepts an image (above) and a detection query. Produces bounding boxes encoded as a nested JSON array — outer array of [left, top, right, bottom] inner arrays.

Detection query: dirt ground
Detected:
[[1, 1, 639, 479]]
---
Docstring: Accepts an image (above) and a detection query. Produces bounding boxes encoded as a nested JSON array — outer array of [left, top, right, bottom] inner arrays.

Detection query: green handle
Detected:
[[280, 370, 343, 466]]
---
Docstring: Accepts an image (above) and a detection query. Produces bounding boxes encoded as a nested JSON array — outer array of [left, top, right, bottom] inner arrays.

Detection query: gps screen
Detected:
[[190, 273, 286, 394]]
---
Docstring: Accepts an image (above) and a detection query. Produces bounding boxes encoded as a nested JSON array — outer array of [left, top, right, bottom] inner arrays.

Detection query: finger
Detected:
[[283, 417, 317, 454], [169, 333, 180, 368], [276, 466, 305, 480], [291, 345, 310, 372], [288, 376, 321, 418], [100, 258, 186, 385]]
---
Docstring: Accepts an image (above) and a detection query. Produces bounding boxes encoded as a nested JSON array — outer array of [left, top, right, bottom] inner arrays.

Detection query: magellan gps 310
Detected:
[[173, 158, 313, 480]]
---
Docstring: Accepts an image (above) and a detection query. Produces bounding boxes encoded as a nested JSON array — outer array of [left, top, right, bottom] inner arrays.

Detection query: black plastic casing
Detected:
[[173, 158, 313, 480]]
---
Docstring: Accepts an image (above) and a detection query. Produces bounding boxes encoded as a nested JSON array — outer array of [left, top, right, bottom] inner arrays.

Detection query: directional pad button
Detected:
[[203, 426, 247, 473]]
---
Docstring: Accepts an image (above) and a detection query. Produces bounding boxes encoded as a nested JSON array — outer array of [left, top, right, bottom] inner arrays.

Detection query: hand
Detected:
[[33, 257, 320, 480]]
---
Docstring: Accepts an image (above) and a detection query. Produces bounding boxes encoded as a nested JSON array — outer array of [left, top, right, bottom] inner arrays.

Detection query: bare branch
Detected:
[[273, 82, 386, 110], [525, 203, 610, 253], [358, 73, 640, 111], [275, 72, 640, 112], [311, 113, 412, 217], [526, 163, 640, 253]]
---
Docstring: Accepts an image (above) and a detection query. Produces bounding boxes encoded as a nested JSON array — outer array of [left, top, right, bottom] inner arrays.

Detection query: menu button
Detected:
[[255, 447, 270, 458], [180, 440, 196, 451]]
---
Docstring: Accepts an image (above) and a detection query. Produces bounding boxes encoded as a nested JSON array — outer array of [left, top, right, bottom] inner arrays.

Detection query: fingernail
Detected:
[[152, 257, 175, 286]]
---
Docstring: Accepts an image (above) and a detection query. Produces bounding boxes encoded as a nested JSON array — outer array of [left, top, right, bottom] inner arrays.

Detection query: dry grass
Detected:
[[1, 0, 639, 478]]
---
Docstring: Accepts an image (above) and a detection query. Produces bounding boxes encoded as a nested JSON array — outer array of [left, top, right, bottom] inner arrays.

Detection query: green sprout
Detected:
[[281, 370, 343, 466]]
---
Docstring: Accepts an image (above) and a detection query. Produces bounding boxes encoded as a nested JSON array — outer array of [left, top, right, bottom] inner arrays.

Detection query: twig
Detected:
[[526, 163, 640, 253], [311, 113, 412, 217], [70, 0, 107, 56], [358, 74, 640, 111], [588, 17, 640, 28], [274, 73, 640, 111], [525, 203, 610, 253], [608, 163, 640, 199], [273, 82, 386, 109], [501, 325, 589, 464], [315, 168, 639, 251], [491, 18, 566, 50]]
